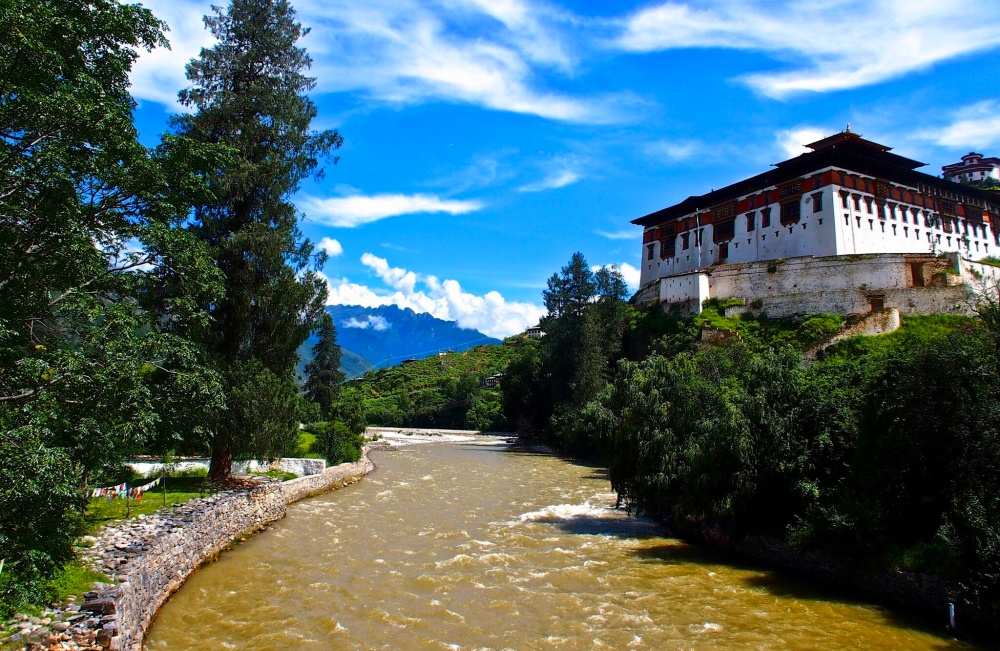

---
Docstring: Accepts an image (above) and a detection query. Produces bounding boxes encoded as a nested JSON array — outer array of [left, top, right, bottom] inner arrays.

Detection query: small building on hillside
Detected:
[[525, 325, 544, 339], [632, 129, 1000, 317], [942, 152, 1000, 185], [481, 373, 503, 389]]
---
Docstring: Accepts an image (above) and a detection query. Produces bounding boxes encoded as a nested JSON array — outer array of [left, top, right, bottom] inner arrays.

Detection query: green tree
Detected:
[[304, 313, 345, 418], [0, 0, 223, 612], [172, 0, 343, 481]]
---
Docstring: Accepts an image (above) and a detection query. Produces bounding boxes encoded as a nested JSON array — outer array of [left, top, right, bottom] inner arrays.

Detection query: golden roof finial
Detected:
[[845, 123, 852, 133]]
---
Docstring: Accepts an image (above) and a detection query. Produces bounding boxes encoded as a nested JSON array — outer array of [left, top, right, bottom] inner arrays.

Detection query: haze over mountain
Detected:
[[300, 305, 503, 379]]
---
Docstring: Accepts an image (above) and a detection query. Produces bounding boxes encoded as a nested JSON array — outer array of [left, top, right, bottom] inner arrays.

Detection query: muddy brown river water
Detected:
[[144, 438, 973, 650]]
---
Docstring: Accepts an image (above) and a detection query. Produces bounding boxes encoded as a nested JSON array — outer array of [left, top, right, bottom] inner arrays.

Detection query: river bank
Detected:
[[669, 518, 1000, 645], [1, 451, 375, 651], [144, 439, 970, 650]]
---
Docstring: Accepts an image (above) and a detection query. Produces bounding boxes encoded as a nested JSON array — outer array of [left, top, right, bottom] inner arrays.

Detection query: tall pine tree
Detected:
[[172, 0, 342, 482], [304, 313, 345, 418]]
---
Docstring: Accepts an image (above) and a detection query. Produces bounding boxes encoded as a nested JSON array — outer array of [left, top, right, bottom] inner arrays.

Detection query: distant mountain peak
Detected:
[[299, 305, 502, 379]]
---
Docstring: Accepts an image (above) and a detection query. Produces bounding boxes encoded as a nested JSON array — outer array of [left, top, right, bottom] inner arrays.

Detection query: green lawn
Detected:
[[83, 476, 216, 534], [297, 430, 323, 458]]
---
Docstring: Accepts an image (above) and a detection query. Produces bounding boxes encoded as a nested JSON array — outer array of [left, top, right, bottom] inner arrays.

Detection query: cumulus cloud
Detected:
[[343, 315, 391, 331], [616, 1, 1000, 98], [592, 263, 641, 291], [299, 193, 483, 228], [129, 0, 625, 123], [776, 127, 828, 158], [128, 2, 215, 107], [325, 254, 546, 339], [617, 263, 641, 289], [317, 237, 343, 257]]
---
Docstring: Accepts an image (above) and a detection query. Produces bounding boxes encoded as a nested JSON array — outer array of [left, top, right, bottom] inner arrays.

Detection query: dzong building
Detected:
[[632, 129, 1000, 318]]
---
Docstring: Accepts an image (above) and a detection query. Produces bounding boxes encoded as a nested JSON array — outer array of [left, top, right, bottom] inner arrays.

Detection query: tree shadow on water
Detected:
[[631, 542, 984, 650]]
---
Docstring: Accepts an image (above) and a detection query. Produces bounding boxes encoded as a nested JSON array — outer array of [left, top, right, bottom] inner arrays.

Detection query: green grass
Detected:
[[45, 562, 107, 604], [83, 476, 215, 534], [296, 431, 323, 458], [695, 304, 845, 350], [818, 313, 977, 363]]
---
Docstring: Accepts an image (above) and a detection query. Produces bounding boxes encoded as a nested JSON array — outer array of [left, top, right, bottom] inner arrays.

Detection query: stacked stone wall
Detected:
[[11, 451, 375, 651]]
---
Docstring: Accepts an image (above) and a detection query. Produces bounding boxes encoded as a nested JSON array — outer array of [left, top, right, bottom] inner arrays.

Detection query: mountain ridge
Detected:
[[299, 305, 502, 379]]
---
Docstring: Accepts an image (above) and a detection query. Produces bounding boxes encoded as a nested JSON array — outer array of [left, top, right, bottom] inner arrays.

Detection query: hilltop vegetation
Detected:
[[343, 340, 528, 430], [499, 252, 1000, 609]]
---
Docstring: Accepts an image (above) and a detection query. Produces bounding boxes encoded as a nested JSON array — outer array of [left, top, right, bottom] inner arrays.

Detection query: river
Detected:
[[144, 438, 972, 650]]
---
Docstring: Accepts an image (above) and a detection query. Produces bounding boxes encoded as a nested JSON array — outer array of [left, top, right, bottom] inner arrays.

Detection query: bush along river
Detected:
[[143, 437, 974, 650]]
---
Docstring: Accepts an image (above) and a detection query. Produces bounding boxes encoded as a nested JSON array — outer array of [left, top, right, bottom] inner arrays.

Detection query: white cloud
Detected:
[[776, 127, 828, 158], [644, 139, 701, 162], [596, 228, 639, 240], [300, 193, 483, 228], [619, 263, 641, 290], [518, 155, 584, 192], [592, 263, 641, 291], [519, 169, 581, 193], [325, 254, 546, 339], [128, 2, 216, 107], [317, 237, 343, 257], [343, 315, 391, 331], [616, 1, 1000, 98], [921, 100, 1000, 149], [130, 0, 623, 123]]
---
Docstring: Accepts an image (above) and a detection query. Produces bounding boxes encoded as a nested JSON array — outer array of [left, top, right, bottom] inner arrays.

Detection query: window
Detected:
[[746, 211, 756, 232], [853, 195, 861, 211], [780, 199, 801, 226], [713, 219, 735, 243], [647, 244, 654, 260], [840, 192, 850, 209], [761, 207, 772, 229], [681, 233, 690, 250], [811, 192, 823, 213]]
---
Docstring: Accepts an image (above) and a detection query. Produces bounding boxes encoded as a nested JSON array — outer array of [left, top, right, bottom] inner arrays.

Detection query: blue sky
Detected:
[[129, 0, 1000, 338]]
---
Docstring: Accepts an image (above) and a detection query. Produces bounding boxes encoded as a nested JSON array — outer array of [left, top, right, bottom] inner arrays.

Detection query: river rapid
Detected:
[[144, 438, 972, 650]]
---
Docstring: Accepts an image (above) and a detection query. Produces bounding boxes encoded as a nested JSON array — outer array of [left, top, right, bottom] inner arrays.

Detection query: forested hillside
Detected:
[[497, 252, 1000, 610], [342, 340, 528, 430]]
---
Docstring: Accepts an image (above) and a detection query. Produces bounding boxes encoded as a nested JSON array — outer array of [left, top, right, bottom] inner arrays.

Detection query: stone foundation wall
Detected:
[[62, 451, 375, 651], [650, 252, 977, 318]]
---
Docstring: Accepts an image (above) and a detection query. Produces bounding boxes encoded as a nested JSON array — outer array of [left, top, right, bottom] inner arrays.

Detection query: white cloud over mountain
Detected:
[[324, 254, 546, 339], [343, 315, 391, 331]]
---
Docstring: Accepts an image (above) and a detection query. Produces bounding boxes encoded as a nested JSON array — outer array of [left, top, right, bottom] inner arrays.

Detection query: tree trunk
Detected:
[[208, 436, 234, 484]]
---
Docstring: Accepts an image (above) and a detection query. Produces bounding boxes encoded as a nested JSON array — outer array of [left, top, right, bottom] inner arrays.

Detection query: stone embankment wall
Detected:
[[18, 452, 375, 651]]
